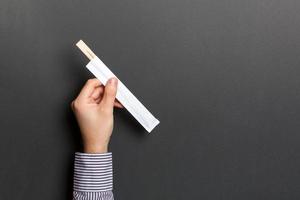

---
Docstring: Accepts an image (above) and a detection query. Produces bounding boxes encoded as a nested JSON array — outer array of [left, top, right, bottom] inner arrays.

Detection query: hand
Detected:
[[71, 78, 123, 153]]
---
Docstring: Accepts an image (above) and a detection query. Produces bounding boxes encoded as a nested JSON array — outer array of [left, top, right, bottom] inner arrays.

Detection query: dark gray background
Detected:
[[1, 0, 300, 199]]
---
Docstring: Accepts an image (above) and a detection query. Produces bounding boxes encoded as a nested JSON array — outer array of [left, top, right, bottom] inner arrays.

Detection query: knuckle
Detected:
[[87, 79, 94, 84], [87, 78, 98, 84], [72, 100, 82, 111]]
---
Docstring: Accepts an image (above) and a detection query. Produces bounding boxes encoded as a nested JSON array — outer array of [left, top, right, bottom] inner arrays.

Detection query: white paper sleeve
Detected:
[[86, 56, 160, 133]]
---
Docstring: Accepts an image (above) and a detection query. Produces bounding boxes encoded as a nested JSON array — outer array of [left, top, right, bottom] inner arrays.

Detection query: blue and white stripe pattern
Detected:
[[73, 152, 114, 200]]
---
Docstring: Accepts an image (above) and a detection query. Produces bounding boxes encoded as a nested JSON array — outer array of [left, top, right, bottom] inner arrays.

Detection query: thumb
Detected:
[[100, 77, 118, 111]]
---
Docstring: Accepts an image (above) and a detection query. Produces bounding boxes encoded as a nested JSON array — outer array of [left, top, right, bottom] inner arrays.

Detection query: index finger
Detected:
[[77, 78, 102, 100]]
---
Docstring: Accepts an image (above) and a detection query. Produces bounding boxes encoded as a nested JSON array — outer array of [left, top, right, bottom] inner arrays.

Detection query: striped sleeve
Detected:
[[73, 152, 114, 200]]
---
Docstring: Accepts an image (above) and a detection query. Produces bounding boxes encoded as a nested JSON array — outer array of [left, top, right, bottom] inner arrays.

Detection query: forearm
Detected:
[[73, 152, 114, 200]]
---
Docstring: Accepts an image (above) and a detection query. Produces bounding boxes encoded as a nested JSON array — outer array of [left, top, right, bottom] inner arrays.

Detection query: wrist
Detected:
[[83, 144, 108, 154]]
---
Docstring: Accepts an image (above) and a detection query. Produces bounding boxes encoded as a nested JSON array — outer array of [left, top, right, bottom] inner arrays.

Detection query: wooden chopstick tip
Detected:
[[75, 39, 96, 60], [76, 39, 85, 49]]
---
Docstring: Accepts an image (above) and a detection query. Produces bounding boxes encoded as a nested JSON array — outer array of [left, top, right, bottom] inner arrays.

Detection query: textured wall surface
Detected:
[[1, 0, 300, 199]]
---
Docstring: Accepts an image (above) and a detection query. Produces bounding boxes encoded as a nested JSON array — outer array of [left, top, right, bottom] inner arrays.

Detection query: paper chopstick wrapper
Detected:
[[77, 40, 160, 132]]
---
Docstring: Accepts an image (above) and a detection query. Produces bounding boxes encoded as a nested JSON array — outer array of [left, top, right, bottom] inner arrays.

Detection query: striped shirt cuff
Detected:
[[74, 152, 113, 192]]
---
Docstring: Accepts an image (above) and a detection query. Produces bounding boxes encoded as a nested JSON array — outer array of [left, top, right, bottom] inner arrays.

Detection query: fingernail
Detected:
[[109, 77, 117, 86]]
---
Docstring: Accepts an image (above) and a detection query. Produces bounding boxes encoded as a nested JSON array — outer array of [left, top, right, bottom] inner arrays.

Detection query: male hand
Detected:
[[71, 78, 123, 153]]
